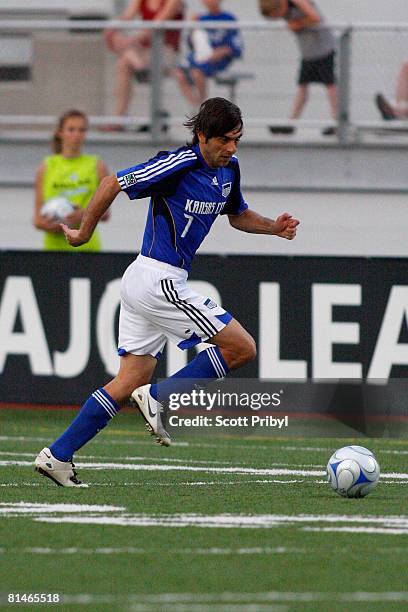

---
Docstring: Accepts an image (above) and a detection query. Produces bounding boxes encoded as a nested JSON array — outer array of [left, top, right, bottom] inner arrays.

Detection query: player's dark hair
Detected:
[[184, 97, 243, 145], [52, 109, 88, 154]]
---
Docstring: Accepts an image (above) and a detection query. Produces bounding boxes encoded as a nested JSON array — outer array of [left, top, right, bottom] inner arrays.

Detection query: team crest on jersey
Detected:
[[124, 173, 137, 187], [222, 182, 232, 197]]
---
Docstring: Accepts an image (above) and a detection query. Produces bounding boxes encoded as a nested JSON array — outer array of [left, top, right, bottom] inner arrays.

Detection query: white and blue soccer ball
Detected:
[[327, 445, 380, 498], [40, 196, 75, 221]]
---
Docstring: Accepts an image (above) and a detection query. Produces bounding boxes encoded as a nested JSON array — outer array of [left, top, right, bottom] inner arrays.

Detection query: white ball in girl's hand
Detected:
[[41, 197, 75, 221]]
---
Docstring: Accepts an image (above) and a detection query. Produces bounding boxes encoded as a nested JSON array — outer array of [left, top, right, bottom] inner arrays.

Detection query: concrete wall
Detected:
[[2, 185, 407, 258]]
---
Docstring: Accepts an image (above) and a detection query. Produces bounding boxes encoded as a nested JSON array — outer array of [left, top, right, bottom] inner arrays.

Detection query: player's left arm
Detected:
[[228, 209, 299, 240]]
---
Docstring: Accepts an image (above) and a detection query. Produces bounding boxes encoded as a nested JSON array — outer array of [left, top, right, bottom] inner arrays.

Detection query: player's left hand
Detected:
[[274, 212, 300, 240]]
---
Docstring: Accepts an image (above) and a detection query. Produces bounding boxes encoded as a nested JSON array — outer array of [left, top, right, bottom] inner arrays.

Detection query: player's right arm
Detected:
[[33, 163, 62, 233], [61, 175, 121, 247]]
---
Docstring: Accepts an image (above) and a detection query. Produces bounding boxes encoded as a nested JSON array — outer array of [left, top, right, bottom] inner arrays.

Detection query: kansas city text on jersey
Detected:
[[185, 199, 226, 215]]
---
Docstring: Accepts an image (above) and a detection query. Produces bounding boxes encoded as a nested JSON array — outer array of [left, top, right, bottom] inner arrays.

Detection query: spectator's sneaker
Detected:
[[135, 110, 169, 133], [375, 93, 396, 120], [35, 447, 88, 487], [322, 126, 337, 136], [269, 125, 295, 135], [131, 384, 171, 447]]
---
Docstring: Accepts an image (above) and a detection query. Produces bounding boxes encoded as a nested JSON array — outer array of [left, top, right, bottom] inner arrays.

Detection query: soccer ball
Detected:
[[327, 445, 380, 498], [40, 197, 75, 221]]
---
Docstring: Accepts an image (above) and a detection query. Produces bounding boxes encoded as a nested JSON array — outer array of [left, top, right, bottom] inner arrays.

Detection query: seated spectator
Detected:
[[104, 0, 184, 130], [375, 60, 408, 120], [33, 110, 110, 251], [260, 0, 337, 136], [174, 0, 243, 108]]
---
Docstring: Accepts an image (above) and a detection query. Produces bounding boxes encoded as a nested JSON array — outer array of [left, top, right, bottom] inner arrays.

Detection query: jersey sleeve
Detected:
[[116, 147, 197, 200], [220, 159, 248, 216]]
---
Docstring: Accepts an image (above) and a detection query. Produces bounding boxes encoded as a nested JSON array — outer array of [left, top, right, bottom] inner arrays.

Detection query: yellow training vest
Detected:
[[42, 154, 101, 252]]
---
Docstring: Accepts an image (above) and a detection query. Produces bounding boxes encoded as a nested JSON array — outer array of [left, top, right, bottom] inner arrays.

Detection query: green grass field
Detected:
[[0, 407, 408, 611]]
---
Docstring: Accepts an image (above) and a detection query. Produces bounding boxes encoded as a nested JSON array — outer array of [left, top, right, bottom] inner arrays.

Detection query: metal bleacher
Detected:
[[1, 2, 408, 194]]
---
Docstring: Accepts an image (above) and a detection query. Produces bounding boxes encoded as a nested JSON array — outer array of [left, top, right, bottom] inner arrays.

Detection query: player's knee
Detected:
[[241, 336, 257, 365], [224, 336, 257, 370]]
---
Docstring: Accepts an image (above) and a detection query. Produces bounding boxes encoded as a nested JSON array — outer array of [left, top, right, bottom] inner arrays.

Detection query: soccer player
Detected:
[[34, 97, 299, 487]]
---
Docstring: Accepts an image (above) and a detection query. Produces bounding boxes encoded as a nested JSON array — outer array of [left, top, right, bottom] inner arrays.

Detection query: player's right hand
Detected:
[[60, 224, 87, 247]]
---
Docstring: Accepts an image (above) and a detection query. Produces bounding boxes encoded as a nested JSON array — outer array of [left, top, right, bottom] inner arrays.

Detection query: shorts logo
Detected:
[[222, 182, 232, 198], [124, 173, 137, 187], [204, 298, 217, 310]]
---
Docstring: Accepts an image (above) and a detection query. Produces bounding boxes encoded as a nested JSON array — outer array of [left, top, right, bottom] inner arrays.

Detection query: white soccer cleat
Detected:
[[131, 384, 171, 447], [34, 447, 88, 488]]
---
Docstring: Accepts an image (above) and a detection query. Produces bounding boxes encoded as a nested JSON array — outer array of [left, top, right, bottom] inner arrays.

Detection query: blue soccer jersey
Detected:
[[116, 144, 248, 271]]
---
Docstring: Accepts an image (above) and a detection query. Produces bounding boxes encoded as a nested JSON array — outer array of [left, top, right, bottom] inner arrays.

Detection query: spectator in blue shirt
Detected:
[[174, 0, 243, 107]]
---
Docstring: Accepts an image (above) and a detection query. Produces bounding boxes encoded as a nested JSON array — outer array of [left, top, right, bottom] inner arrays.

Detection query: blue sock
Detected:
[[50, 388, 120, 462], [150, 347, 229, 405]]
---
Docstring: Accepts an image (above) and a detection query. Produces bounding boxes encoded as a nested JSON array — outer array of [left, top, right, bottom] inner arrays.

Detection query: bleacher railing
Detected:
[[1, 19, 408, 144]]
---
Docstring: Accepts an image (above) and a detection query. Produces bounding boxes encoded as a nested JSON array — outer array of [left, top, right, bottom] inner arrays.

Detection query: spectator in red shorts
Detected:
[[104, 0, 184, 131]]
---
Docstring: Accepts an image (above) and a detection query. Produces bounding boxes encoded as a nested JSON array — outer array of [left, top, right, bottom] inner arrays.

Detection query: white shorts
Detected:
[[118, 255, 232, 359]]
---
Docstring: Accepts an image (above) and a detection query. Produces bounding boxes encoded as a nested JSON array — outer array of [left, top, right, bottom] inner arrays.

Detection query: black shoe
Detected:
[[135, 123, 168, 133], [322, 126, 336, 136], [136, 110, 169, 133], [269, 125, 295, 135], [375, 93, 396, 120]]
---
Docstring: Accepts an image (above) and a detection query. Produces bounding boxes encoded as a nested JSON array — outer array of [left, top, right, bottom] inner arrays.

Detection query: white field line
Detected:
[[128, 605, 287, 612], [0, 435, 187, 447], [4, 544, 404, 556], [283, 445, 408, 456], [34, 513, 408, 531], [0, 451, 241, 466], [0, 545, 307, 556], [304, 527, 408, 535], [0, 479, 405, 488], [2, 434, 408, 456], [0, 480, 310, 487], [1, 459, 407, 481], [35, 513, 408, 526], [0, 451, 323, 469], [0, 502, 124, 514], [129, 606, 287, 611], [5, 479, 396, 488], [2, 502, 408, 534], [58, 591, 408, 604]]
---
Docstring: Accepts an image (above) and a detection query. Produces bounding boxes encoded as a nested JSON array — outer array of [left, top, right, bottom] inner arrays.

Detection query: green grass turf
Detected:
[[0, 407, 407, 611]]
